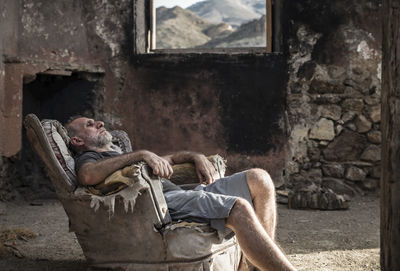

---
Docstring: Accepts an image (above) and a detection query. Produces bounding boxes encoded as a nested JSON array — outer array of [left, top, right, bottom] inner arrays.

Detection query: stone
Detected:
[[367, 130, 381, 144], [345, 166, 367, 181], [291, 174, 306, 183], [319, 140, 330, 146], [371, 165, 381, 178], [322, 177, 355, 197], [307, 145, 320, 161], [336, 125, 344, 135], [286, 161, 300, 175], [299, 169, 323, 184], [308, 168, 323, 182], [297, 61, 316, 80], [344, 86, 364, 96], [361, 178, 379, 191], [318, 105, 342, 120], [312, 94, 342, 104], [355, 115, 372, 133], [342, 111, 356, 123], [323, 130, 367, 161], [309, 118, 335, 141], [288, 183, 349, 210], [322, 163, 345, 178], [368, 105, 381, 123], [343, 161, 374, 167], [328, 66, 346, 79], [344, 78, 357, 88], [347, 123, 357, 131], [309, 80, 345, 94], [360, 145, 381, 162], [352, 67, 364, 76], [290, 82, 303, 94], [364, 96, 380, 105], [313, 162, 322, 168], [342, 98, 364, 112]]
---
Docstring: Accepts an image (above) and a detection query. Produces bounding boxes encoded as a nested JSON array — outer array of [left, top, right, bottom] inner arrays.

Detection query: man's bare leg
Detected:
[[226, 198, 296, 271], [246, 168, 277, 239]]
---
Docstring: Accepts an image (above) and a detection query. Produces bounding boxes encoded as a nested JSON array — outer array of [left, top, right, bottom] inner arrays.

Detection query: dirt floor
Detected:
[[0, 194, 380, 271]]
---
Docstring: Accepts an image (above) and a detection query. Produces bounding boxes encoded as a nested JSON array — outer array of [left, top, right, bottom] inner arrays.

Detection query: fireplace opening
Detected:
[[12, 72, 104, 200]]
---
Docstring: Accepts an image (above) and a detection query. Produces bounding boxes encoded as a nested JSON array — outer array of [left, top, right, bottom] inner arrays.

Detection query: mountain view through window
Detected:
[[154, 0, 267, 49]]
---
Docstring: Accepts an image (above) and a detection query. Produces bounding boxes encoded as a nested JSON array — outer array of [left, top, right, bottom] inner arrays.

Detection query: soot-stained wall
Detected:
[[0, 0, 288, 199]]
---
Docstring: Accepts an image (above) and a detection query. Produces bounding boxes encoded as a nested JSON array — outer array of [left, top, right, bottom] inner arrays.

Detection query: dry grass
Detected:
[[0, 228, 37, 258]]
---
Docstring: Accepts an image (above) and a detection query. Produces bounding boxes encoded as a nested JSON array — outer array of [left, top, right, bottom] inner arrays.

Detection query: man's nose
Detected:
[[95, 121, 104, 129]]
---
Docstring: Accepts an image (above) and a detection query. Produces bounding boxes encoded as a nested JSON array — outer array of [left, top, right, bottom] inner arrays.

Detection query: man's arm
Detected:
[[163, 151, 216, 184], [78, 150, 173, 186]]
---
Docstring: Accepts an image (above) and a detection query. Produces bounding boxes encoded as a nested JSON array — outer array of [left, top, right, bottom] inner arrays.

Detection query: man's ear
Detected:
[[70, 136, 84, 147]]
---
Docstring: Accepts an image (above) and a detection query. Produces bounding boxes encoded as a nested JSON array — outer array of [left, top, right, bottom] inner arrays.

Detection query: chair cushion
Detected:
[[41, 119, 77, 188]]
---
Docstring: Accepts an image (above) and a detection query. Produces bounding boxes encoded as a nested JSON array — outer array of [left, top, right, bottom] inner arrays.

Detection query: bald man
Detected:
[[66, 116, 296, 271]]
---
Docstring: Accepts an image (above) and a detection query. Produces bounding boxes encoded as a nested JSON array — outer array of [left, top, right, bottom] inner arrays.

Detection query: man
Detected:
[[66, 117, 297, 271]]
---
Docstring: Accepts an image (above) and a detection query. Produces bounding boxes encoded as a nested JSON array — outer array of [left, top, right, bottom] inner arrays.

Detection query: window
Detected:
[[134, 0, 279, 54]]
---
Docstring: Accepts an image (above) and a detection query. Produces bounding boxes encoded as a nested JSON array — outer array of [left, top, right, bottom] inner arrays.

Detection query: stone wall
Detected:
[[284, 0, 382, 194]]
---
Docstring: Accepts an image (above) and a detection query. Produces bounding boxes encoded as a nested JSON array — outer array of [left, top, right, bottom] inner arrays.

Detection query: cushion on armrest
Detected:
[[87, 164, 143, 196], [170, 154, 226, 185]]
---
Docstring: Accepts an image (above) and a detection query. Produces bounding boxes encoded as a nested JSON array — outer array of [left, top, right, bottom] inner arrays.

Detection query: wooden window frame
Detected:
[[133, 0, 281, 54]]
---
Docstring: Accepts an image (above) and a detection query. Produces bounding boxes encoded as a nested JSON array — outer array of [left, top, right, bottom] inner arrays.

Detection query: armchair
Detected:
[[24, 114, 243, 271]]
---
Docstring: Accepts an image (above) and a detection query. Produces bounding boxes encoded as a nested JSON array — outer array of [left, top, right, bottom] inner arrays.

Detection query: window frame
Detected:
[[133, 0, 281, 54]]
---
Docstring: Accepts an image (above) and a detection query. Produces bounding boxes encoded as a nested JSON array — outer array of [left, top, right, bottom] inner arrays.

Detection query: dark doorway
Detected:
[[11, 72, 103, 200]]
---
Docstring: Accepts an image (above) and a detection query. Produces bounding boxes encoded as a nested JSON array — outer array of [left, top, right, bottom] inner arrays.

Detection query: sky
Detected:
[[154, 0, 204, 9]]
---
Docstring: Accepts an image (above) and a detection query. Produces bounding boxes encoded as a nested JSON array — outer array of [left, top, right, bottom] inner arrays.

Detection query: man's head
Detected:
[[65, 117, 112, 152]]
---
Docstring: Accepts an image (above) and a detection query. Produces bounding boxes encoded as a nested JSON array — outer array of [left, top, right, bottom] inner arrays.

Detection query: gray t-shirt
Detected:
[[74, 150, 181, 192]]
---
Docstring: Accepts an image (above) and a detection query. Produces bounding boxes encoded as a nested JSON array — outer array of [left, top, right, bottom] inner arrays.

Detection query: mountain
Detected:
[[156, 6, 233, 49], [199, 15, 266, 48], [188, 0, 265, 28]]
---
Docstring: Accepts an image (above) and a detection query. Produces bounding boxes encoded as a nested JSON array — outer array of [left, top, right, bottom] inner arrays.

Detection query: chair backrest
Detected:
[[24, 114, 132, 194]]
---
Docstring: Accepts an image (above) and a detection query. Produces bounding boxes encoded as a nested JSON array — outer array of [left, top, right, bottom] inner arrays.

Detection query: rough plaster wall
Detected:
[[118, 68, 226, 155], [19, 0, 90, 61], [0, 0, 20, 200], [0, 0, 117, 199], [119, 54, 288, 182], [0, 0, 288, 199], [80, 0, 132, 125], [285, 0, 382, 192]]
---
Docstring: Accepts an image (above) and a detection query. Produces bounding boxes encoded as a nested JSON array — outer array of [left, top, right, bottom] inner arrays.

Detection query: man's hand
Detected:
[[193, 154, 216, 184], [142, 151, 173, 179]]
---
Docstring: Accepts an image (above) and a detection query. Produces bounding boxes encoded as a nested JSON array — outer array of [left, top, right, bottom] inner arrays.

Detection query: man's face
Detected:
[[70, 117, 112, 149]]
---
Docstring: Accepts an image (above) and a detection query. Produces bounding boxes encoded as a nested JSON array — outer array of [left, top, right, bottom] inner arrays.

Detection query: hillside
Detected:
[[155, 4, 265, 49], [188, 0, 265, 28], [156, 6, 233, 49], [199, 15, 266, 48]]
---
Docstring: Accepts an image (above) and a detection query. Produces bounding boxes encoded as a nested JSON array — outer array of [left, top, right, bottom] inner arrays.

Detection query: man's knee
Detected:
[[226, 198, 255, 229], [246, 168, 275, 197]]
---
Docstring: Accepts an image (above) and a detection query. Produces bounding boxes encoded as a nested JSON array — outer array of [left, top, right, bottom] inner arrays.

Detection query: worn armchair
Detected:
[[24, 114, 243, 271]]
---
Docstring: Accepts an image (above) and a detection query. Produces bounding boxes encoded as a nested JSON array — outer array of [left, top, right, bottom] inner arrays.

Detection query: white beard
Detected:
[[96, 131, 113, 148]]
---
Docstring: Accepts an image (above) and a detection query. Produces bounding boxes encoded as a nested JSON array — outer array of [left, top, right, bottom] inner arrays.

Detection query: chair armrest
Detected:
[[170, 154, 226, 185], [74, 162, 171, 228], [140, 164, 171, 227]]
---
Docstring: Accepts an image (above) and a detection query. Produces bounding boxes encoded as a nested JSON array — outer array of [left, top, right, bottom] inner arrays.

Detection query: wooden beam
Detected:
[[266, 0, 273, 53], [381, 0, 400, 269]]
